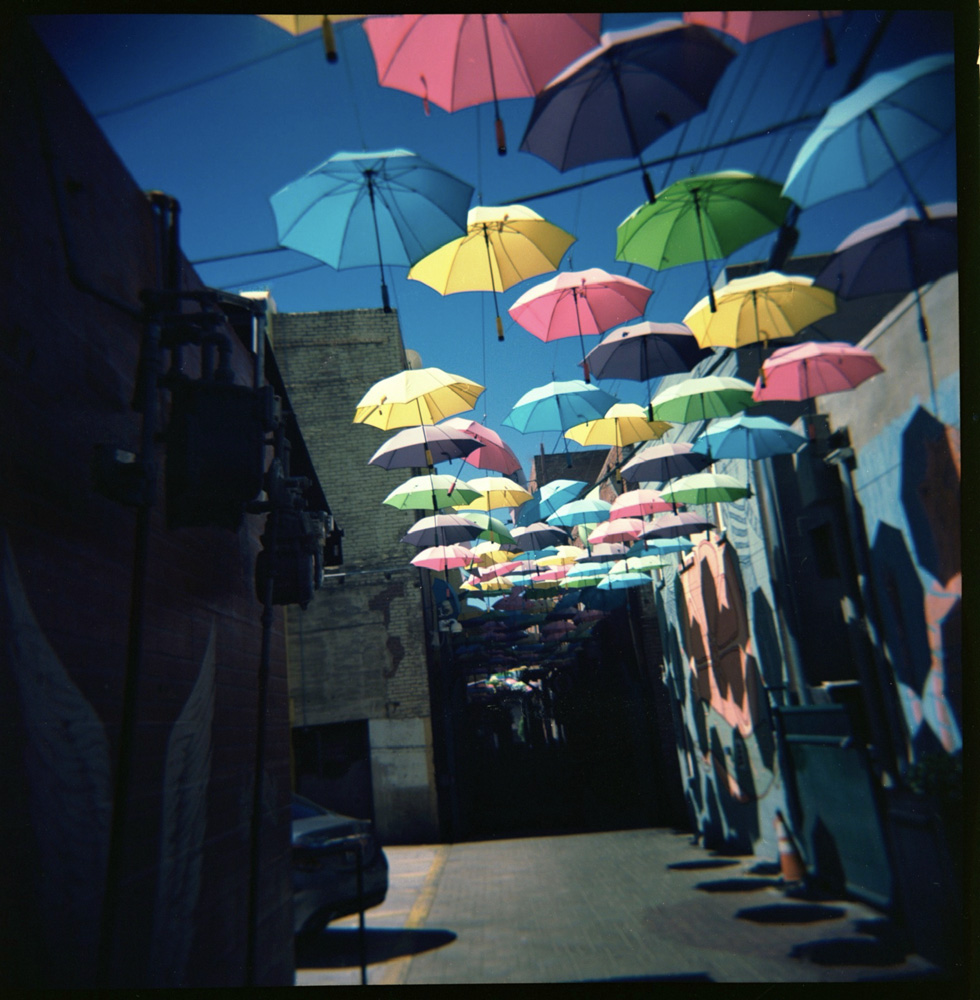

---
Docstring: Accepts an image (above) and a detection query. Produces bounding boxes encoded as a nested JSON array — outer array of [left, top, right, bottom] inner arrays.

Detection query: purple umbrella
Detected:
[[641, 511, 715, 539], [620, 441, 712, 485], [400, 513, 485, 547], [511, 522, 572, 551], [369, 422, 483, 470]]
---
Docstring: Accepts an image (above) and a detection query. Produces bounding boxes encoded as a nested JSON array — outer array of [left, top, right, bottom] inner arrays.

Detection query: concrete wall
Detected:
[[1, 21, 295, 987], [269, 309, 440, 843]]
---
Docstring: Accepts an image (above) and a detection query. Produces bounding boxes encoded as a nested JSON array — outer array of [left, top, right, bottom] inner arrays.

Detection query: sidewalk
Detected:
[[295, 828, 948, 985]]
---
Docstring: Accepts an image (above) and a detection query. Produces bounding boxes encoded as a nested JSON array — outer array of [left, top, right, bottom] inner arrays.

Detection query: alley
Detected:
[[295, 827, 945, 985]]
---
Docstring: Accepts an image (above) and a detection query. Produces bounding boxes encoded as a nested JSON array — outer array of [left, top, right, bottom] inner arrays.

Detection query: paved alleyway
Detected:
[[294, 827, 948, 985]]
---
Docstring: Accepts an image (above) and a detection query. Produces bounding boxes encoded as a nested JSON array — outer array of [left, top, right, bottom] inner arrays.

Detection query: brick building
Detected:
[[268, 308, 441, 844]]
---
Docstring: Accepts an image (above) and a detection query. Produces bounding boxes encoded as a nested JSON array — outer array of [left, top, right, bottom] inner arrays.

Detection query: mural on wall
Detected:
[[665, 536, 780, 851]]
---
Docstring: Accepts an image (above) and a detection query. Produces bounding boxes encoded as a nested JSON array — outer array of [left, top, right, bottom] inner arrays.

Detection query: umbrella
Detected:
[[362, 14, 601, 154], [409, 205, 575, 340], [597, 571, 653, 591], [580, 542, 629, 561], [510, 522, 571, 550], [752, 341, 885, 402], [383, 474, 482, 511], [458, 475, 532, 511], [439, 417, 522, 475], [368, 422, 482, 470], [536, 545, 585, 567], [502, 380, 618, 467], [546, 498, 612, 528], [565, 402, 671, 447], [456, 511, 517, 545], [258, 14, 365, 62], [466, 542, 518, 568], [609, 488, 674, 519], [507, 267, 652, 382], [620, 441, 712, 485], [587, 517, 644, 545], [461, 575, 515, 593], [812, 202, 956, 413], [583, 320, 709, 416], [782, 53, 955, 217], [615, 171, 793, 311], [692, 413, 807, 463], [270, 148, 474, 312], [683, 272, 836, 373], [400, 513, 485, 548], [567, 559, 617, 578], [660, 472, 750, 506], [638, 514, 713, 540], [353, 366, 484, 429], [650, 375, 756, 423], [411, 543, 476, 571], [519, 20, 736, 201], [683, 10, 841, 67], [514, 478, 587, 526]]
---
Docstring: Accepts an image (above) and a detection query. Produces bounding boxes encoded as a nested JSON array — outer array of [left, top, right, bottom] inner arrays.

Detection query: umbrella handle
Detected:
[[321, 16, 338, 63], [496, 117, 507, 157], [819, 11, 837, 68]]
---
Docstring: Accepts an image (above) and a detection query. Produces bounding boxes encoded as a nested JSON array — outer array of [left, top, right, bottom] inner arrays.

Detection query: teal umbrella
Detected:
[[545, 498, 612, 527], [692, 413, 807, 461], [597, 570, 653, 591], [782, 53, 954, 216]]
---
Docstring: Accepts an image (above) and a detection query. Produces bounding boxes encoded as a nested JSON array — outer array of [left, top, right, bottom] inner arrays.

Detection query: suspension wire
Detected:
[[94, 34, 319, 118], [217, 260, 324, 288], [341, 29, 368, 151]]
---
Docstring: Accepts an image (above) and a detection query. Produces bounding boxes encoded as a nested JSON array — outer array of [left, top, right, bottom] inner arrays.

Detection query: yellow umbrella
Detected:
[[564, 402, 671, 447], [536, 545, 583, 566], [408, 205, 575, 341], [466, 541, 515, 567], [353, 366, 484, 431], [455, 475, 532, 510], [683, 271, 836, 352], [460, 574, 514, 592], [258, 14, 366, 62]]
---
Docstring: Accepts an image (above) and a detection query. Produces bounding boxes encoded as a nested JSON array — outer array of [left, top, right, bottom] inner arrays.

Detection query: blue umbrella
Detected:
[[270, 148, 474, 312], [546, 497, 612, 527], [692, 413, 807, 461], [597, 571, 652, 591], [514, 478, 587, 525], [782, 53, 954, 215]]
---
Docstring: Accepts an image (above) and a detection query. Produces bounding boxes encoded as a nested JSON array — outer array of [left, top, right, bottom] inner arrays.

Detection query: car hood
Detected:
[[292, 813, 370, 846]]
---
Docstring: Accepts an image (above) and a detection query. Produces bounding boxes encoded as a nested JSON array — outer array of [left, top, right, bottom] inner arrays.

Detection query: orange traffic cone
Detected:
[[774, 810, 806, 883]]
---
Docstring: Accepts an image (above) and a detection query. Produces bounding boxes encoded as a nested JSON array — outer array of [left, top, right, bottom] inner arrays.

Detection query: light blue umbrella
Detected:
[[692, 413, 807, 461], [503, 380, 619, 466], [782, 53, 954, 215], [545, 498, 613, 527], [515, 478, 587, 525], [270, 148, 474, 311], [597, 571, 653, 590]]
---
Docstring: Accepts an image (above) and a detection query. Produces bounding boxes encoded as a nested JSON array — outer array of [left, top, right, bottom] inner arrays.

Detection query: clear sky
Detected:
[[31, 11, 959, 479]]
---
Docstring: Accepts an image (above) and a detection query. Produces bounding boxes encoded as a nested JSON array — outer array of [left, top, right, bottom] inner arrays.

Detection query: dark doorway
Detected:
[[292, 720, 375, 822]]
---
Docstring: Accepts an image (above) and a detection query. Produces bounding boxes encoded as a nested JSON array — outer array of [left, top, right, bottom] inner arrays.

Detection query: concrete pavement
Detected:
[[295, 827, 948, 985]]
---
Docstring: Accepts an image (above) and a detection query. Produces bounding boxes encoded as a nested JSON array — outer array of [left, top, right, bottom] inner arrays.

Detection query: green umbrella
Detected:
[[650, 375, 755, 423], [615, 171, 793, 311], [455, 509, 518, 545], [383, 474, 482, 511], [659, 472, 750, 505]]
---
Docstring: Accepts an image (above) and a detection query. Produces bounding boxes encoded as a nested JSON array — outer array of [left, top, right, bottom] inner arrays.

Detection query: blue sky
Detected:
[[31, 11, 958, 478]]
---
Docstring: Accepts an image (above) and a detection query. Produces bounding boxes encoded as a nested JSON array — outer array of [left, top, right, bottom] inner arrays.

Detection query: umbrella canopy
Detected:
[[660, 472, 750, 505], [502, 381, 619, 450], [439, 417, 522, 475], [408, 204, 575, 340], [581, 542, 629, 561], [458, 475, 533, 510], [683, 273, 836, 363], [259, 14, 363, 62], [383, 474, 482, 511], [270, 148, 473, 312], [587, 517, 644, 545], [609, 488, 674, 519], [682, 10, 841, 65], [629, 535, 696, 554], [546, 498, 613, 527], [411, 543, 476, 571], [466, 541, 517, 568], [519, 21, 736, 200], [511, 522, 571, 550], [597, 571, 653, 591], [456, 510, 517, 545], [620, 441, 712, 484], [368, 422, 482, 470], [363, 14, 601, 153], [638, 513, 713, 539], [353, 366, 484, 429], [692, 413, 807, 460], [461, 575, 515, 593], [400, 513, 485, 547], [514, 478, 587, 525], [584, 320, 708, 385], [782, 53, 955, 215], [565, 402, 671, 448], [508, 267, 652, 381], [752, 341, 885, 402], [536, 545, 585, 567], [616, 171, 793, 310], [650, 375, 756, 423]]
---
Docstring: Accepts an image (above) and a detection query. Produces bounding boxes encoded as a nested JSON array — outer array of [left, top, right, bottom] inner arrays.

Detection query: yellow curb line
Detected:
[[377, 845, 451, 986]]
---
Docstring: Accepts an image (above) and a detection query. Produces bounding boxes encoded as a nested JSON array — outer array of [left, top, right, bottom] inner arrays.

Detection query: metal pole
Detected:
[[356, 841, 367, 984]]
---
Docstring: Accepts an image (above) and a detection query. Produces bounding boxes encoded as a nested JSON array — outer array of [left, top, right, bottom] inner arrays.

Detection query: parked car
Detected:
[[291, 794, 389, 936]]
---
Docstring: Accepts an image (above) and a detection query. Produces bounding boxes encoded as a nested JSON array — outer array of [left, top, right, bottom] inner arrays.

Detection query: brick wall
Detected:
[[270, 310, 440, 842]]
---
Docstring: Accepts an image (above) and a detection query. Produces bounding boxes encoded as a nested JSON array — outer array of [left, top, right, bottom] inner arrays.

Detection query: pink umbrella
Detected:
[[362, 14, 601, 155], [410, 543, 476, 571], [508, 268, 652, 382], [609, 488, 675, 519], [752, 341, 885, 402], [584, 542, 629, 560], [532, 566, 570, 582], [440, 417, 523, 475], [683, 10, 842, 66], [587, 517, 645, 545], [477, 559, 524, 580]]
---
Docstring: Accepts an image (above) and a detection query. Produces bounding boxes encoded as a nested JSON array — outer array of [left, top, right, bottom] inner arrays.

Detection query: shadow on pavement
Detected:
[[295, 927, 457, 969], [694, 877, 782, 893], [789, 936, 911, 966], [582, 973, 715, 982], [666, 858, 739, 871], [735, 903, 848, 924], [746, 861, 782, 876]]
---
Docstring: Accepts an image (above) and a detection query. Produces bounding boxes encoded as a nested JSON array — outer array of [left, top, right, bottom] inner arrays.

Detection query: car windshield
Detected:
[[291, 797, 326, 820]]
